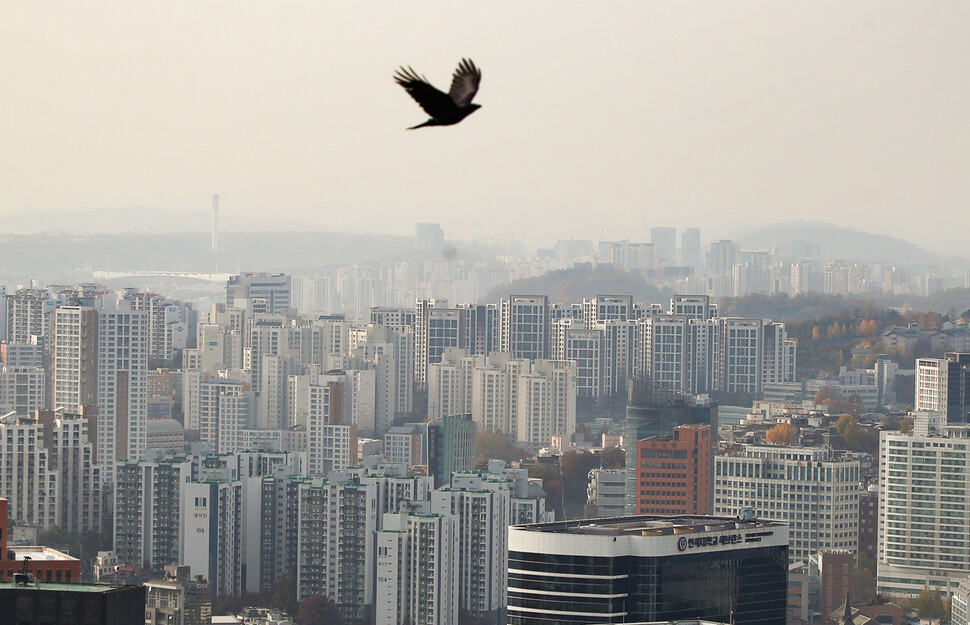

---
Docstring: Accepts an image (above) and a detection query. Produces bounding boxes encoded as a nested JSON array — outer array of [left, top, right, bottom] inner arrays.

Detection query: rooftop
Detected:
[[514, 514, 785, 537], [0, 581, 134, 593], [7, 546, 78, 562]]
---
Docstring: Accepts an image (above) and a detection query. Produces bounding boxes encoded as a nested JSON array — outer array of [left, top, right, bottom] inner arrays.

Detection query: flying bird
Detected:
[[394, 58, 482, 129]]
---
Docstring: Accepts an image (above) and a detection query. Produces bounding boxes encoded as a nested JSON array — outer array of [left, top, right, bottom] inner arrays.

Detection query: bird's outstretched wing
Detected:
[[448, 58, 481, 107], [394, 67, 457, 118]]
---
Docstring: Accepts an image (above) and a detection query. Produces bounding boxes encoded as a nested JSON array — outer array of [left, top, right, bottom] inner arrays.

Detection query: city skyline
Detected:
[[3, 3, 970, 252]]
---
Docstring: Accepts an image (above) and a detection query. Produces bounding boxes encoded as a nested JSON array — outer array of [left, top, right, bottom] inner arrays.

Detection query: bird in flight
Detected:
[[394, 58, 482, 129]]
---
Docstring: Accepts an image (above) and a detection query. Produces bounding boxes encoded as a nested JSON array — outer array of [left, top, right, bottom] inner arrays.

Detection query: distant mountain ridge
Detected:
[[731, 221, 966, 269]]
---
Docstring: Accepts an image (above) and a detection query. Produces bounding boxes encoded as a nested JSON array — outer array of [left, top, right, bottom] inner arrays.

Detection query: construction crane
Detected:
[[14, 555, 32, 586]]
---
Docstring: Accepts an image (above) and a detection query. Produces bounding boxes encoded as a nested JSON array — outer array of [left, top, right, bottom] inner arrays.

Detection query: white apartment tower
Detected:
[[878, 425, 970, 596], [49, 412, 101, 533], [97, 305, 150, 469], [516, 360, 577, 451], [0, 367, 47, 415], [501, 295, 549, 361], [0, 414, 57, 527], [51, 305, 99, 412], [716, 317, 765, 395]]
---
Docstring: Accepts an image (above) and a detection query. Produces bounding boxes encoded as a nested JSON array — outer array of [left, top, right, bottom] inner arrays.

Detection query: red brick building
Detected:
[[635, 424, 711, 514], [0, 498, 81, 583]]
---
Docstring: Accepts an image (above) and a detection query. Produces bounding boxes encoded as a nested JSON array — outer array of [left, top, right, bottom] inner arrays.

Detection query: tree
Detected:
[[600, 446, 626, 469], [812, 326, 822, 341], [270, 574, 299, 616], [912, 586, 946, 621], [474, 430, 515, 469], [835, 415, 863, 447], [560, 450, 601, 518], [766, 423, 797, 445], [852, 552, 877, 603], [296, 595, 343, 625]]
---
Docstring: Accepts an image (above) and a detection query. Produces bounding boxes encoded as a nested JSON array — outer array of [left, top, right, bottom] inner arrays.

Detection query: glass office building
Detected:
[[508, 515, 787, 625]]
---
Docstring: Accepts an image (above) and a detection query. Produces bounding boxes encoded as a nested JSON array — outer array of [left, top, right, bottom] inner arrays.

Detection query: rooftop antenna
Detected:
[[211, 194, 219, 253]]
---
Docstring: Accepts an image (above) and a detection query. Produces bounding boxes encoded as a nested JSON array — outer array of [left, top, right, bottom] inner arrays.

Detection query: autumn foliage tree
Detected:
[[766, 422, 797, 445]]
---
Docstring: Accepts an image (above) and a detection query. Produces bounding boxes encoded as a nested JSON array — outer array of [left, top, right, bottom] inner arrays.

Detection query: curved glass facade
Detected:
[[508, 545, 787, 625]]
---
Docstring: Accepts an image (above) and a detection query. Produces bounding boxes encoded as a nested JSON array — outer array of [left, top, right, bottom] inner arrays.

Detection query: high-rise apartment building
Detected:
[[878, 424, 970, 595], [0, 415, 57, 527], [716, 318, 765, 395], [516, 360, 577, 452], [915, 352, 970, 424], [551, 319, 603, 397], [714, 445, 860, 563], [114, 458, 193, 570], [51, 305, 99, 412], [5, 288, 52, 344], [46, 411, 101, 533], [501, 295, 550, 361], [0, 367, 46, 415], [415, 299, 464, 388], [183, 479, 244, 597], [97, 305, 150, 469]]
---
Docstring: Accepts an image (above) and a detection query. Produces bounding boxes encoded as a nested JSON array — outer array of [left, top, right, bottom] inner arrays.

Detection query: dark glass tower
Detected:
[[508, 515, 788, 625]]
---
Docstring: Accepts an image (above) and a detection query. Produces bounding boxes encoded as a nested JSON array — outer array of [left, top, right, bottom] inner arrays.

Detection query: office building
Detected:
[[635, 424, 711, 515], [624, 381, 717, 512], [706, 240, 739, 276], [0, 581, 145, 625], [680, 228, 701, 269], [713, 445, 860, 563], [427, 414, 476, 488], [651, 227, 677, 267], [415, 222, 445, 255], [226, 273, 292, 315], [587, 468, 626, 517], [507, 515, 788, 625], [817, 550, 854, 620]]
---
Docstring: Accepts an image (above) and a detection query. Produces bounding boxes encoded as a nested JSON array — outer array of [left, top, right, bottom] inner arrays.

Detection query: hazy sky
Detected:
[[3, 2, 969, 249]]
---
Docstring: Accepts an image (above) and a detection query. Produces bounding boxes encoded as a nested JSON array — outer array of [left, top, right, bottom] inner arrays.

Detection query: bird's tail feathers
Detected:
[[407, 120, 434, 130]]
